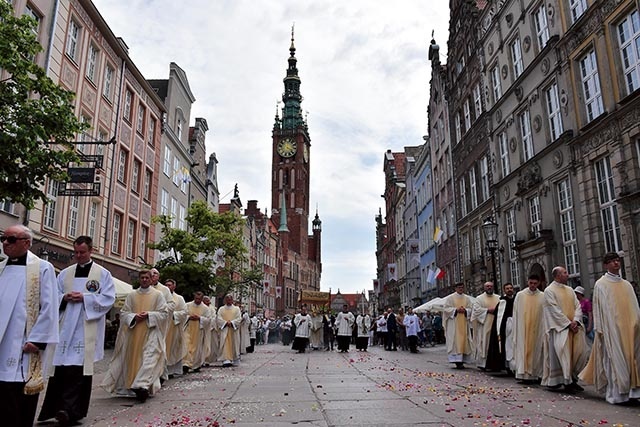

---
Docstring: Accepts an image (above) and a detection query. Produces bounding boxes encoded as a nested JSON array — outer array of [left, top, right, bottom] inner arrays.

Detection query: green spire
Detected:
[[281, 24, 304, 130], [278, 189, 289, 233]]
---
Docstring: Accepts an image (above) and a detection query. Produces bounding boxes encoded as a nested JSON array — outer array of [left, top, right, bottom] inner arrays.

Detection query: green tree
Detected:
[[148, 200, 263, 301], [0, 2, 85, 209]]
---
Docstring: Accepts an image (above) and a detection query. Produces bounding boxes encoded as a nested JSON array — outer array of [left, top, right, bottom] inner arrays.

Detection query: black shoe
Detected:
[[547, 384, 562, 390], [454, 362, 464, 369], [56, 410, 70, 427], [183, 366, 190, 374], [565, 382, 584, 392], [133, 388, 149, 403]]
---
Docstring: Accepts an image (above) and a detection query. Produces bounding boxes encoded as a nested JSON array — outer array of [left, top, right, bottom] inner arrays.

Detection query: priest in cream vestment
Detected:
[[183, 291, 210, 372], [580, 252, 640, 404], [101, 270, 168, 401], [216, 295, 242, 367], [39, 236, 115, 425], [443, 282, 474, 368], [164, 279, 187, 377], [542, 266, 588, 391], [204, 296, 219, 365], [512, 274, 545, 382], [471, 281, 503, 370]]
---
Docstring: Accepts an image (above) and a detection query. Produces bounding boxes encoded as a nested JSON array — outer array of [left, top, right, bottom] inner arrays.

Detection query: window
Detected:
[[132, 160, 141, 193], [172, 158, 180, 186], [595, 156, 622, 252], [505, 209, 520, 285], [137, 104, 145, 134], [171, 197, 178, 227], [88, 201, 99, 241], [460, 178, 467, 217], [117, 149, 128, 183], [546, 83, 563, 140], [86, 44, 98, 82], [67, 196, 79, 238], [463, 99, 471, 131], [123, 89, 132, 121], [0, 200, 15, 215], [519, 110, 534, 161], [557, 178, 579, 276], [462, 232, 470, 265], [534, 4, 550, 49], [78, 114, 92, 148], [491, 65, 502, 102], [127, 219, 135, 259], [177, 117, 183, 140], [473, 84, 482, 118], [163, 146, 172, 176], [65, 20, 80, 62], [570, 0, 587, 23], [143, 169, 152, 200], [454, 113, 461, 143], [44, 180, 58, 229], [97, 130, 106, 156], [179, 205, 186, 230], [472, 226, 481, 261], [103, 65, 114, 100], [111, 212, 121, 254], [498, 132, 510, 178], [480, 156, 490, 201], [161, 189, 169, 215], [139, 226, 148, 262], [469, 167, 478, 210], [580, 50, 604, 122], [147, 117, 156, 146], [618, 11, 640, 94], [449, 204, 455, 236], [510, 37, 524, 78], [529, 195, 541, 236]]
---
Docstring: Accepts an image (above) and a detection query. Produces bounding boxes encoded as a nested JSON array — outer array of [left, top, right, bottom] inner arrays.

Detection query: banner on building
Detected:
[[276, 286, 282, 299], [407, 238, 420, 264], [433, 227, 444, 244], [387, 263, 398, 282], [263, 280, 270, 295]]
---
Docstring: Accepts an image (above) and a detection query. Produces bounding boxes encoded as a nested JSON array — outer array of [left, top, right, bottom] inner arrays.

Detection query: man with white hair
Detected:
[[0, 225, 59, 426]]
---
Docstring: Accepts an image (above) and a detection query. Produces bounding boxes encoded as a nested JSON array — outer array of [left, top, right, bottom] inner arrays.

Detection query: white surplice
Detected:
[[294, 314, 312, 338], [53, 263, 115, 368], [0, 252, 59, 382], [335, 311, 355, 336]]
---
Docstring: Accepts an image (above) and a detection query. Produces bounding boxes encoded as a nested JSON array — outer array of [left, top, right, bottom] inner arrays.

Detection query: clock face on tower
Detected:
[[277, 138, 297, 158]]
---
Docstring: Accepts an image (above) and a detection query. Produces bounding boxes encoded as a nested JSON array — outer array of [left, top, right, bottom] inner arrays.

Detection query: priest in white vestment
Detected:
[[0, 225, 59, 427], [335, 305, 355, 353], [309, 311, 324, 350], [204, 296, 219, 365], [101, 270, 168, 402], [471, 281, 503, 370], [164, 279, 187, 377], [239, 306, 251, 354], [355, 313, 371, 351], [292, 306, 312, 353], [542, 266, 589, 392], [443, 282, 474, 368], [512, 274, 545, 382], [183, 291, 210, 372], [216, 295, 242, 367], [39, 236, 115, 426], [403, 308, 420, 353], [580, 252, 640, 404]]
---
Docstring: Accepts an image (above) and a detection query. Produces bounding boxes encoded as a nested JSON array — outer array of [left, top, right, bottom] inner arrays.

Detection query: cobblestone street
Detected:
[[38, 342, 640, 427]]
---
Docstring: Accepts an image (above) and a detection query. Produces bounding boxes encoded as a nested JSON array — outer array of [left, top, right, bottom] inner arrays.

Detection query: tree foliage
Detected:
[[148, 200, 263, 301], [0, 2, 85, 209]]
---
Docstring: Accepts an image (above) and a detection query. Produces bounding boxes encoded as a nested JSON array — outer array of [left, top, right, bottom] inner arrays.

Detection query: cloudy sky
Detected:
[[93, 0, 450, 294]]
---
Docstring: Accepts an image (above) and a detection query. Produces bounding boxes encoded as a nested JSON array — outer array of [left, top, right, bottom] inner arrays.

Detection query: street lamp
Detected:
[[481, 217, 499, 286]]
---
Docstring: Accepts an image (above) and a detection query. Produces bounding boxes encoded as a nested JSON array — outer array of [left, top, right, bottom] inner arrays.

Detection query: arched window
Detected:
[[290, 168, 295, 189]]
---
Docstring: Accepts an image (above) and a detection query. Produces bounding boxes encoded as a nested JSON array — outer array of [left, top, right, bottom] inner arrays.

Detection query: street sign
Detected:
[[68, 167, 95, 183]]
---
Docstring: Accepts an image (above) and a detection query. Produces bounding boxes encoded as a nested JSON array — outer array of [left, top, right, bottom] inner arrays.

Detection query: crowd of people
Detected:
[[1, 223, 638, 427], [442, 256, 640, 405]]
